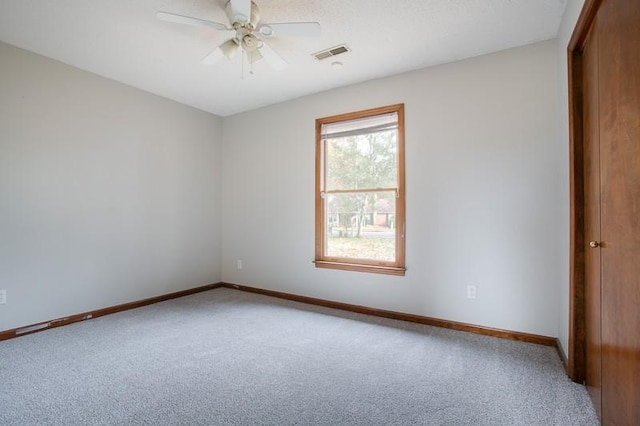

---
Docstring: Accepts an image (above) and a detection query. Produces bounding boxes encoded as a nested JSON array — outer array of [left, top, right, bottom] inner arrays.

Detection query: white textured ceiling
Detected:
[[0, 0, 567, 117]]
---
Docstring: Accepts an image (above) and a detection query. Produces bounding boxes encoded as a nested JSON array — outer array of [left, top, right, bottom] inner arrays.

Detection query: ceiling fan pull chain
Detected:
[[241, 48, 245, 80]]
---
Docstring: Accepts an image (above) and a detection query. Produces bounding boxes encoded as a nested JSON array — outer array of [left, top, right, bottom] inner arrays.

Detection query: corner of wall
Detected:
[[554, 0, 586, 359]]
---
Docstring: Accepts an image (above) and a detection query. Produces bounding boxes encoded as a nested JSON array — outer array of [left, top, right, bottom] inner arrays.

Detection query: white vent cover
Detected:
[[312, 44, 350, 61]]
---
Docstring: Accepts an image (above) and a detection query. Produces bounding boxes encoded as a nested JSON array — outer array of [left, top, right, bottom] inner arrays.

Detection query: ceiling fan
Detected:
[[157, 0, 321, 71]]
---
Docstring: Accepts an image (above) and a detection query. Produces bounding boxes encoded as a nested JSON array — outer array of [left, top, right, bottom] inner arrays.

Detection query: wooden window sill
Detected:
[[314, 260, 406, 276]]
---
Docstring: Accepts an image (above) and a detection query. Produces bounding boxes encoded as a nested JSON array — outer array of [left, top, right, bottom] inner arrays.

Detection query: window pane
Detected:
[[325, 130, 398, 191], [325, 191, 396, 262]]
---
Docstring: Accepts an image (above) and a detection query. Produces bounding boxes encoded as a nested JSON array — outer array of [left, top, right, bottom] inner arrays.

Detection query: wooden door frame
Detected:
[[567, 0, 602, 383]]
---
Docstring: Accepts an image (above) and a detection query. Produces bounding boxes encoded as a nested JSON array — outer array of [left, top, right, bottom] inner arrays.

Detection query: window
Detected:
[[315, 104, 405, 275]]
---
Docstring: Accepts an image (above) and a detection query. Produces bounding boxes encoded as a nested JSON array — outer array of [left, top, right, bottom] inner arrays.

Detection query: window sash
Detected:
[[321, 112, 398, 139], [322, 189, 398, 263], [322, 127, 399, 193]]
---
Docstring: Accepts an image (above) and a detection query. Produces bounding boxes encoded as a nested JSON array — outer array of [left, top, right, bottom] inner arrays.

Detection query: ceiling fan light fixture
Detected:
[[241, 33, 259, 52], [246, 49, 263, 64], [220, 38, 239, 59]]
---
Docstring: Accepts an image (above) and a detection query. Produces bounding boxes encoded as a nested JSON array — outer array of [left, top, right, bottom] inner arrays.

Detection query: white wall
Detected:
[[555, 0, 586, 355], [0, 29, 576, 341], [222, 40, 561, 337], [0, 42, 223, 332]]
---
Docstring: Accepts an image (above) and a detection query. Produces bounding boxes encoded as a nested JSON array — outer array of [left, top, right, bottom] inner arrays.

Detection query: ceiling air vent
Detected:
[[313, 44, 350, 61]]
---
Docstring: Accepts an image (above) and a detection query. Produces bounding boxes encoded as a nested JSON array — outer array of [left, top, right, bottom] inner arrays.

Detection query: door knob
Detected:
[[589, 241, 600, 248]]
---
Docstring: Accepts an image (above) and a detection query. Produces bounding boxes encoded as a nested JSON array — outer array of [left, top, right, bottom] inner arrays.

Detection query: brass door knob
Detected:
[[589, 241, 600, 248]]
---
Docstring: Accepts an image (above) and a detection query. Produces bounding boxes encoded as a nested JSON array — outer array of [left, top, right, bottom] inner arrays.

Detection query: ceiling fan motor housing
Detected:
[[226, 1, 260, 29]]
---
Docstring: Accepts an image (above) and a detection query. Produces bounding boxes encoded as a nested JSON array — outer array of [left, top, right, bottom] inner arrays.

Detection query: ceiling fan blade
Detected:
[[157, 11, 229, 31], [259, 41, 288, 71], [202, 38, 239, 64], [201, 47, 224, 65], [202, 38, 240, 64], [258, 22, 321, 37], [229, 0, 252, 24]]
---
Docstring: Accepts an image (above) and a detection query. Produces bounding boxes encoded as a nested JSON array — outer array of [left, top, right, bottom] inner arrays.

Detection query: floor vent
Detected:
[[313, 44, 350, 61]]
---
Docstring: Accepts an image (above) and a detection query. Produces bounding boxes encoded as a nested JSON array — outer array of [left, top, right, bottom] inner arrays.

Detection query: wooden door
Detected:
[[582, 21, 601, 419], [570, 0, 640, 424], [597, 1, 640, 423]]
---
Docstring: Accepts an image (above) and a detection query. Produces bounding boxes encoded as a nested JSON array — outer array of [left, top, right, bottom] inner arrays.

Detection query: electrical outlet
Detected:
[[0, 289, 6, 305], [466, 285, 477, 300], [237, 260, 243, 270]]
